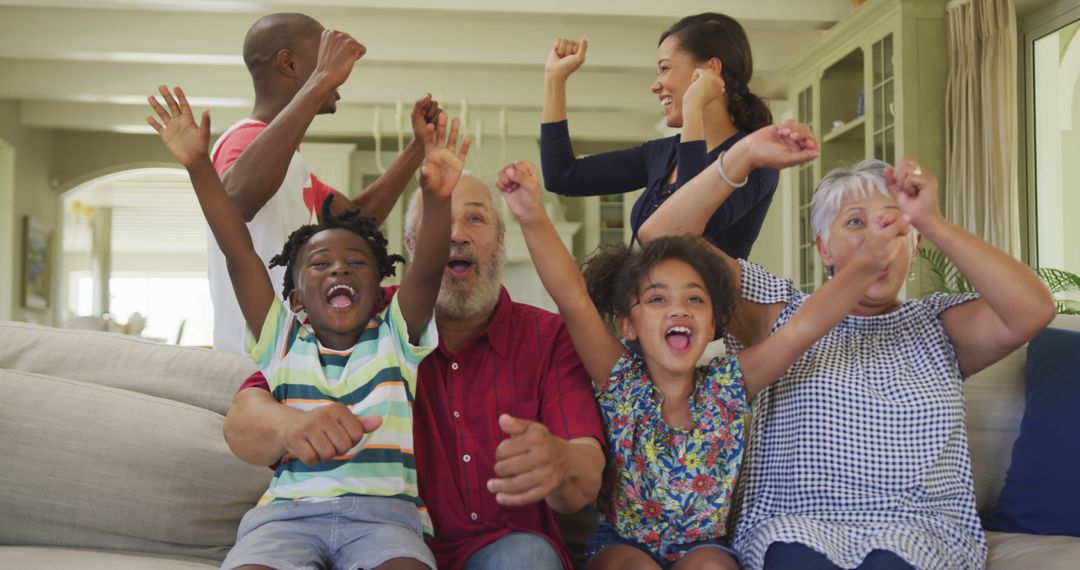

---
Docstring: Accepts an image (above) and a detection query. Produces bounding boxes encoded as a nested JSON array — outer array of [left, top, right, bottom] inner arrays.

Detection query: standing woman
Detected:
[[541, 13, 778, 258]]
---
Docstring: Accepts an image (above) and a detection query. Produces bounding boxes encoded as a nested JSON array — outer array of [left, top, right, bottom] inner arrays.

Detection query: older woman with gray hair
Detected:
[[641, 122, 1056, 570]]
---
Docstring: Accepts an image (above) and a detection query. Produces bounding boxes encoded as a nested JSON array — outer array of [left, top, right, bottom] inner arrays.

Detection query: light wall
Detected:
[[0, 99, 60, 325], [0, 138, 12, 321], [53, 131, 174, 188]]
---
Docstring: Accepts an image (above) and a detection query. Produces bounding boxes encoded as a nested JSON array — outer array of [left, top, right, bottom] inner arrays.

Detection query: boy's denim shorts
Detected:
[[584, 520, 739, 569], [221, 496, 434, 570]]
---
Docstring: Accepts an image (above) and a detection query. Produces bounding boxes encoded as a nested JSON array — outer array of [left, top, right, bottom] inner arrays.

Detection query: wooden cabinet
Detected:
[[783, 0, 947, 295]]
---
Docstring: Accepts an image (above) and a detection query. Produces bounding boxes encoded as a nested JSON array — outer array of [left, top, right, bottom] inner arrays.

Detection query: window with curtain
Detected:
[[1028, 14, 1080, 280]]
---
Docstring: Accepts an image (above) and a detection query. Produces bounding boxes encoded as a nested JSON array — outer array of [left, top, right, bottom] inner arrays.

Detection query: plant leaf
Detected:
[[1037, 267, 1080, 295]]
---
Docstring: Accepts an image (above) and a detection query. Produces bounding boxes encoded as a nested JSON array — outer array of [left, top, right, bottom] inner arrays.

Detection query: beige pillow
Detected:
[[0, 369, 272, 561], [964, 346, 1026, 514], [0, 322, 256, 416]]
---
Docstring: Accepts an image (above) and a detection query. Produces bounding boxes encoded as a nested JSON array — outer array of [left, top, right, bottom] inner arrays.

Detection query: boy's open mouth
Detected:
[[665, 325, 692, 351], [326, 283, 357, 309]]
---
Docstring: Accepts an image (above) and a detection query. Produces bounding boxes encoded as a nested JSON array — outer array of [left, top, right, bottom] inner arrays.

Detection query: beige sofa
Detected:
[[1, 316, 1079, 569]]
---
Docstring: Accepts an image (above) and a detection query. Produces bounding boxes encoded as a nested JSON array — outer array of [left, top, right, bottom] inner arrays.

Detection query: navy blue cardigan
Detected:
[[540, 120, 779, 260]]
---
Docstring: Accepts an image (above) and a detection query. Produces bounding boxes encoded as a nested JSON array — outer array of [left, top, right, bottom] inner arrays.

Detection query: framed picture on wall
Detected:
[[22, 216, 52, 310]]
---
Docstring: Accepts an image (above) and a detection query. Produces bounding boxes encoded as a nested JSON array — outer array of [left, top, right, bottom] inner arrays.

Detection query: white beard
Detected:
[[435, 244, 504, 321]]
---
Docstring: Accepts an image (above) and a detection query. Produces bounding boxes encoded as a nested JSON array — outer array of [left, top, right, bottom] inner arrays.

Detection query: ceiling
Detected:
[[0, 0, 859, 142]]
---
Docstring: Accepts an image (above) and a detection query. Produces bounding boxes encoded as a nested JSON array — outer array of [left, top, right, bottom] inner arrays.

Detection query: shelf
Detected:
[[822, 115, 866, 144]]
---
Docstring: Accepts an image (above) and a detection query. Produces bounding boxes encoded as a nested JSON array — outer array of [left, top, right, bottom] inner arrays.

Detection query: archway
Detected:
[[59, 166, 213, 345]]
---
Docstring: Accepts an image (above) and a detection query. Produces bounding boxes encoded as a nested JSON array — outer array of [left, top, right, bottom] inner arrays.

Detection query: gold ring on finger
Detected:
[[912, 166, 923, 176]]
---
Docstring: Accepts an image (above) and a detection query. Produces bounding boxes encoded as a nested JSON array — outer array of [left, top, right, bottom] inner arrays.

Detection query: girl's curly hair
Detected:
[[582, 235, 737, 339], [268, 195, 404, 300]]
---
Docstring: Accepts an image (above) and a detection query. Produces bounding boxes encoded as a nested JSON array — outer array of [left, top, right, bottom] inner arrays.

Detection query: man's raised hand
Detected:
[[314, 28, 366, 89], [147, 85, 210, 167], [410, 93, 442, 142], [419, 112, 472, 198]]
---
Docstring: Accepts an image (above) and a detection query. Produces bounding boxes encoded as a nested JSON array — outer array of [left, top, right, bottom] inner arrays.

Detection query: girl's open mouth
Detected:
[[665, 325, 692, 350]]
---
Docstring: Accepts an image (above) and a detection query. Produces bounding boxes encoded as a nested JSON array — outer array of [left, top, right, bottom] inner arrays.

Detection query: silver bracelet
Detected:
[[716, 150, 748, 188]]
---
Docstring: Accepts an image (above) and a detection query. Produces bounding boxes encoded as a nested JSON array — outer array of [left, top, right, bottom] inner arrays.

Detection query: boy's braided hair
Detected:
[[268, 195, 404, 301]]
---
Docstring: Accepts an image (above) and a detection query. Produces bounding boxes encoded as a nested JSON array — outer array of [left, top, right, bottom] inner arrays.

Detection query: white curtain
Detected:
[[946, 0, 1020, 257]]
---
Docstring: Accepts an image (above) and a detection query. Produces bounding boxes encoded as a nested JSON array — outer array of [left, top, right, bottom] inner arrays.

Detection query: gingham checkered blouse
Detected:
[[726, 260, 987, 570]]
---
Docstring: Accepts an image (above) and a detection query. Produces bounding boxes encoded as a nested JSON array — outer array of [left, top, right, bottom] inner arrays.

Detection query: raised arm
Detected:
[[219, 29, 363, 222], [330, 94, 442, 223], [888, 159, 1056, 376], [397, 112, 472, 343], [678, 68, 724, 148], [738, 210, 914, 396], [542, 36, 586, 124], [669, 69, 721, 194], [539, 37, 648, 197], [496, 161, 625, 388], [638, 119, 819, 242], [148, 86, 274, 339]]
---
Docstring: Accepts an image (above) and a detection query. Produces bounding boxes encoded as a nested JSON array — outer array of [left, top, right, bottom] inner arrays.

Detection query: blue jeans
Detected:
[[763, 542, 915, 570], [221, 496, 434, 570], [585, 521, 738, 568], [462, 532, 564, 570]]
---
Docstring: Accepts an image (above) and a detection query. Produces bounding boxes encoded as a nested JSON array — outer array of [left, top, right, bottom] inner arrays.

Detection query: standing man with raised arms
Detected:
[[148, 13, 441, 352]]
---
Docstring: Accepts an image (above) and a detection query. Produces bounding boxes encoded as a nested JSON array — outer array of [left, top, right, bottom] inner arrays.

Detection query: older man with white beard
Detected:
[[224, 173, 605, 570]]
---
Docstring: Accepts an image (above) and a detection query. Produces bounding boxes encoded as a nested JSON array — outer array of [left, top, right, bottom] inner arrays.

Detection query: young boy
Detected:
[[148, 84, 471, 570]]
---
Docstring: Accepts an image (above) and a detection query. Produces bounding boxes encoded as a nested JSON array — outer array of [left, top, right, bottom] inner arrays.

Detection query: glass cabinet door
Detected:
[[796, 85, 822, 292], [872, 34, 895, 164]]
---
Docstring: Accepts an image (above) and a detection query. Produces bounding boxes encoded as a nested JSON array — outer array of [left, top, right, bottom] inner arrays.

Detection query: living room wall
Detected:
[[0, 99, 58, 326], [52, 131, 173, 190]]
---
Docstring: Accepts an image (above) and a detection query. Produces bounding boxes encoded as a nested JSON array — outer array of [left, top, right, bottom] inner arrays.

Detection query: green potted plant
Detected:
[[919, 248, 1080, 314]]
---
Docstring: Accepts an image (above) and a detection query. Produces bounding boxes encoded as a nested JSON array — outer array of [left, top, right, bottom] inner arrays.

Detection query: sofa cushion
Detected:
[[964, 346, 1027, 513], [0, 369, 272, 561], [0, 546, 217, 569], [986, 531, 1080, 570], [0, 321, 256, 416], [983, 326, 1080, 536]]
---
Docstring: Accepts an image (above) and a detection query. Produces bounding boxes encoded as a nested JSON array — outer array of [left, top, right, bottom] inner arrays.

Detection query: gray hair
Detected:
[[810, 159, 918, 245], [403, 171, 505, 255]]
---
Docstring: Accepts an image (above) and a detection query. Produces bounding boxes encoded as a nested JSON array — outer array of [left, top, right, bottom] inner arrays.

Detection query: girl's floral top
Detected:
[[596, 349, 750, 561]]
